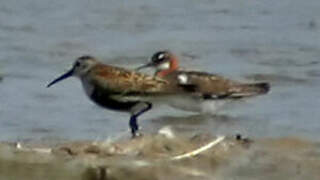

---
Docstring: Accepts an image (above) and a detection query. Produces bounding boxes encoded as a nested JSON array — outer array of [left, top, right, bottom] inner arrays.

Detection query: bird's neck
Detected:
[[80, 77, 95, 97], [156, 58, 179, 77]]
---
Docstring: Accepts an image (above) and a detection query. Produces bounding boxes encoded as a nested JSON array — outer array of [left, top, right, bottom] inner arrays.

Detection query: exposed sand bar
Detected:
[[0, 132, 319, 180]]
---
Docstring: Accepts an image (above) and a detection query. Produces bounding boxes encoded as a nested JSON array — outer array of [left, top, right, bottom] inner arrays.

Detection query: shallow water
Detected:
[[0, 0, 319, 141]]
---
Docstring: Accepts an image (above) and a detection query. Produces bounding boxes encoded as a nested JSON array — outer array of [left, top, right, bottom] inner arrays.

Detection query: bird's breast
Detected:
[[81, 78, 95, 97], [80, 78, 139, 112]]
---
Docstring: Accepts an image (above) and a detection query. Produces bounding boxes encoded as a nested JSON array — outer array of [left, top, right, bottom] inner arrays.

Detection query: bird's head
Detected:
[[136, 51, 179, 73], [47, 55, 98, 87]]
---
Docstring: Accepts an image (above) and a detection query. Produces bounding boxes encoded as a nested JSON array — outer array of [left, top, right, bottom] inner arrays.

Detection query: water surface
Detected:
[[0, 0, 319, 141]]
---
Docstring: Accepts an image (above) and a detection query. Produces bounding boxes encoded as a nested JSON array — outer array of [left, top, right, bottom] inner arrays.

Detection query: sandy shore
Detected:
[[0, 130, 319, 180]]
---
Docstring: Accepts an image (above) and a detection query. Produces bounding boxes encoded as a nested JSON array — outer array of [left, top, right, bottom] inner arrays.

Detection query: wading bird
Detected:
[[136, 50, 270, 113], [47, 56, 192, 137]]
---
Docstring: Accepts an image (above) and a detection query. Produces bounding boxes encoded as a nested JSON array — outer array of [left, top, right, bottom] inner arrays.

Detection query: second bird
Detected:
[[136, 50, 270, 113]]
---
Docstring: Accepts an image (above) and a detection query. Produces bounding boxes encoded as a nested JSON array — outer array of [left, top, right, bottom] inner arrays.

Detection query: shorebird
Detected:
[[47, 56, 191, 137], [136, 50, 270, 113]]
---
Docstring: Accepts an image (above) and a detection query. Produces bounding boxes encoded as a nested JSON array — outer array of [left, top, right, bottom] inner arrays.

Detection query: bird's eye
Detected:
[[152, 53, 165, 63], [75, 62, 80, 67]]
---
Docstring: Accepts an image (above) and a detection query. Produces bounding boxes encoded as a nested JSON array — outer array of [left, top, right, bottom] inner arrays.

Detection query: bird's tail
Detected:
[[230, 82, 270, 98]]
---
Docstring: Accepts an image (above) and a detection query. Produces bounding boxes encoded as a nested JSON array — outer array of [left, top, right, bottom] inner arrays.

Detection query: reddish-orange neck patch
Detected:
[[156, 56, 179, 77]]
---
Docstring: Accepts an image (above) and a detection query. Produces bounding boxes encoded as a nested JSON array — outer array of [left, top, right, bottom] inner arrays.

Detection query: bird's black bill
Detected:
[[47, 68, 74, 88], [135, 62, 153, 71]]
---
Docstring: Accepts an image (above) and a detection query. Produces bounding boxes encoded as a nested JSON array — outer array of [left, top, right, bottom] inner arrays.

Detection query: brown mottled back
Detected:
[[163, 70, 270, 98], [86, 63, 186, 96]]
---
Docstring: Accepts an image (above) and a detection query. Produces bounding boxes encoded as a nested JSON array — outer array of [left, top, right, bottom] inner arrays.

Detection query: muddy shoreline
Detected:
[[1, 130, 319, 180]]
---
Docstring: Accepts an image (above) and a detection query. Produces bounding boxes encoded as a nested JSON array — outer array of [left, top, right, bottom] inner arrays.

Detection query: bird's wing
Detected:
[[174, 71, 269, 99], [170, 71, 234, 93], [89, 64, 174, 96]]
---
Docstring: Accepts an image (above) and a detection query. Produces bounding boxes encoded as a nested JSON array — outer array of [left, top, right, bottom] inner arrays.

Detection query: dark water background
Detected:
[[0, 0, 319, 141]]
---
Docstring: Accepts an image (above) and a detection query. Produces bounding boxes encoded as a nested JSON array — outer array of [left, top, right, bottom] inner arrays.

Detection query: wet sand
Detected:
[[1, 130, 319, 180]]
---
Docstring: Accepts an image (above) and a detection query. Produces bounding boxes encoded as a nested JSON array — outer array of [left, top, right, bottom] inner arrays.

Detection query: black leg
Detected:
[[129, 103, 152, 138], [129, 115, 139, 137]]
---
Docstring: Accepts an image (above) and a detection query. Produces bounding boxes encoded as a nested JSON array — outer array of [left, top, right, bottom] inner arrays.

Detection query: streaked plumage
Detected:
[[136, 50, 270, 113], [47, 56, 188, 137]]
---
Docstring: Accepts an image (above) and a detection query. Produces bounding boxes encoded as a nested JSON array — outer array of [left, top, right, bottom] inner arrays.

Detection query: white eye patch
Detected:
[[178, 73, 188, 84], [158, 53, 165, 60]]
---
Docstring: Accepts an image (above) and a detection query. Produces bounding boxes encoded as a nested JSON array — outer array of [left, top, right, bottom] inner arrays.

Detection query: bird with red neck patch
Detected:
[[136, 50, 271, 114], [154, 51, 179, 77]]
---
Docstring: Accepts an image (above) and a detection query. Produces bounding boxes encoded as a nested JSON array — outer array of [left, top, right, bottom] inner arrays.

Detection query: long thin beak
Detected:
[[47, 68, 74, 88], [135, 62, 154, 71]]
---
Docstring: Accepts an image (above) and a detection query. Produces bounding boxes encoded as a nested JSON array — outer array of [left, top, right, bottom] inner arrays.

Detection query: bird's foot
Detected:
[[131, 131, 143, 139]]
